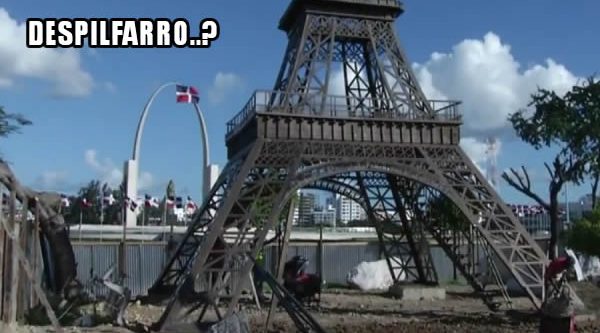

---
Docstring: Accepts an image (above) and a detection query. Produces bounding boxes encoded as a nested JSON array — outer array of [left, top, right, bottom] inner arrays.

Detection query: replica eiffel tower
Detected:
[[151, 0, 548, 329]]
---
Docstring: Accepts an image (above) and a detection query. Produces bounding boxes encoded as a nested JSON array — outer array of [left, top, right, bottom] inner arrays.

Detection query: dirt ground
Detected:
[[243, 284, 599, 333], [6, 282, 600, 332]]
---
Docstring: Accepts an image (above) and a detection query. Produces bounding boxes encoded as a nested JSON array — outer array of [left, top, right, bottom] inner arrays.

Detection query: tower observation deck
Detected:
[[225, 0, 462, 157]]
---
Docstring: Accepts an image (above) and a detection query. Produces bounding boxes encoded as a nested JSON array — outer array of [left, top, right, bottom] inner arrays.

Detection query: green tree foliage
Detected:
[[565, 207, 600, 257], [502, 77, 600, 259], [0, 106, 31, 160], [0, 106, 31, 138], [103, 182, 124, 224], [65, 180, 102, 224]]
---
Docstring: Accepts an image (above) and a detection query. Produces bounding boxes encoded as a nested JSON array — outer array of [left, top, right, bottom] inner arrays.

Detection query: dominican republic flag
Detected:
[[103, 193, 116, 206], [60, 194, 71, 207], [145, 194, 160, 208], [166, 195, 175, 208], [186, 196, 198, 214], [81, 198, 93, 208], [176, 85, 199, 104], [125, 196, 139, 212], [175, 196, 183, 209]]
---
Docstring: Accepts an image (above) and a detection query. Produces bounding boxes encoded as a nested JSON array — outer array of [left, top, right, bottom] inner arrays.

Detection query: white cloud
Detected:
[[460, 137, 489, 173], [0, 8, 94, 97], [461, 137, 506, 189], [207, 72, 244, 104], [413, 32, 579, 133], [84, 149, 154, 190]]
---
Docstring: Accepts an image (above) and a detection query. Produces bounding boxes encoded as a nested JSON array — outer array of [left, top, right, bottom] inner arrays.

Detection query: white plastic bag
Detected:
[[346, 258, 405, 291]]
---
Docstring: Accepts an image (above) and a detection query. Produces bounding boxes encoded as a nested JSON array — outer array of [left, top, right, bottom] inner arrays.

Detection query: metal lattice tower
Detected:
[[150, 0, 549, 329]]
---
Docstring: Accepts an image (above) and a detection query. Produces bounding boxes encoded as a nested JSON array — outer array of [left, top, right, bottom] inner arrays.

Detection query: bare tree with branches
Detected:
[[503, 78, 600, 259]]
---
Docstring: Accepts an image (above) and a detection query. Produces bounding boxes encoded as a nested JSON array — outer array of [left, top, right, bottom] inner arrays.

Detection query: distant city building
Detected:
[[325, 195, 336, 209], [297, 190, 317, 226], [336, 194, 365, 224], [313, 206, 336, 226]]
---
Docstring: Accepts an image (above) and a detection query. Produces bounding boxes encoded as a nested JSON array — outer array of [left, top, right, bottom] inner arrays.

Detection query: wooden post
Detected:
[[0, 210, 63, 332], [31, 201, 40, 307], [265, 200, 296, 331], [6, 189, 19, 323], [18, 199, 29, 318]]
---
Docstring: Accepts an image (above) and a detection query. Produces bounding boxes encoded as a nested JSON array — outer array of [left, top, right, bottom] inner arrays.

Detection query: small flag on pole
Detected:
[[145, 194, 160, 208], [166, 195, 175, 208], [81, 198, 92, 208], [60, 194, 71, 207], [124, 196, 139, 212], [103, 193, 115, 206], [186, 196, 197, 214], [176, 85, 199, 104]]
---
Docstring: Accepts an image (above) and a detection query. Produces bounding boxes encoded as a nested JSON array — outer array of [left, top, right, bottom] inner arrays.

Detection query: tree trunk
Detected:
[[548, 192, 560, 260], [592, 172, 599, 210]]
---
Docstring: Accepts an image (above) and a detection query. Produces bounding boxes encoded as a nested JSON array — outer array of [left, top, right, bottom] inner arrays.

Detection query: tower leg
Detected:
[[388, 176, 438, 284], [266, 199, 296, 331], [156, 142, 303, 329], [356, 171, 436, 283]]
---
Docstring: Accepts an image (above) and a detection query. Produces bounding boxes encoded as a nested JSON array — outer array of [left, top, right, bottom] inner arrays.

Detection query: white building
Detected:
[[336, 194, 365, 224], [313, 206, 336, 226]]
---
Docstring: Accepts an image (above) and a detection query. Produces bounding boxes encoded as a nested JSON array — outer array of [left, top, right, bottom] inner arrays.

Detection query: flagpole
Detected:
[[142, 205, 146, 244], [79, 209, 82, 242], [100, 196, 104, 242], [162, 195, 167, 227], [120, 197, 127, 278]]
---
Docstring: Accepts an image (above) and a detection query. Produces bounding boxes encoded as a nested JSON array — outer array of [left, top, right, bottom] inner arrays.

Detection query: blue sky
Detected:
[[0, 0, 598, 205]]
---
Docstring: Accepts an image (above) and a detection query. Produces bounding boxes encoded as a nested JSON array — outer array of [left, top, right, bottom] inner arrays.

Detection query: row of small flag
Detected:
[[60, 194, 198, 212], [508, 204, 565, 217]]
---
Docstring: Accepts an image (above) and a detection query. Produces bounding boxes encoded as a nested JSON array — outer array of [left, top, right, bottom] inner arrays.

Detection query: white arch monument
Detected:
[[123, 82, 219, 227]]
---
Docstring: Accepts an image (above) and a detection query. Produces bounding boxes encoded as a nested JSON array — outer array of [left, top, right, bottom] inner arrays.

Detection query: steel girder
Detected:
[[355, 171, 437, 284], [308, 172, 512, 310], [306, 171, 512, 310], [153, 141, 546, 329], [307, 172, 438, 285], [288, 141, 546, 307], [272, 13, 434, 119], [304, 175, 367, 207]]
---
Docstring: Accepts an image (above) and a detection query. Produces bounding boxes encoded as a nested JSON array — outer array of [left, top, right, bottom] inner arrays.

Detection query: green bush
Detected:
[[566, 208, 600, 257]]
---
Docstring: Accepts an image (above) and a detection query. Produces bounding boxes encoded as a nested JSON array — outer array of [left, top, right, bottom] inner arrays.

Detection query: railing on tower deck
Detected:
[[326, 0, 402, 6], [226, 90, 462, 137]]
